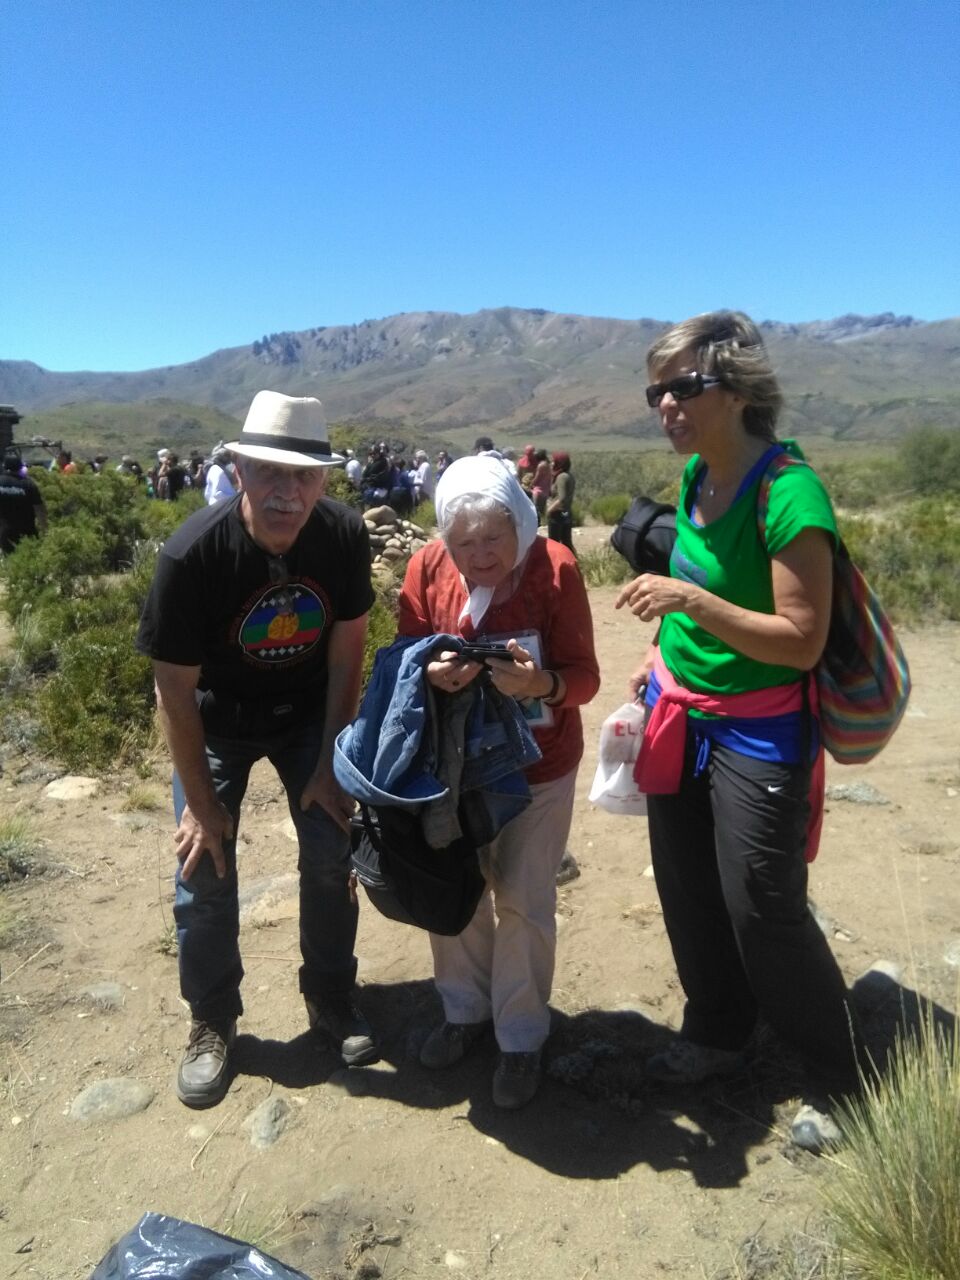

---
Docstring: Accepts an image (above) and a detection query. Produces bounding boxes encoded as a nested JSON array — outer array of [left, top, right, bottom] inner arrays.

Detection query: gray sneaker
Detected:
[[492, 1050, 542, 1109], [176, 1018, 236, 1108], [645, 1037, 745, 1084], [419, 1020, 491, 1070], [791, 1103, 843, 1154], [306, 995, 380, 1067]]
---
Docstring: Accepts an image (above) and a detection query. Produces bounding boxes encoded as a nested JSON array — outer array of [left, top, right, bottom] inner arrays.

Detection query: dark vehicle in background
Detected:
[[0, 405, 62, 468]]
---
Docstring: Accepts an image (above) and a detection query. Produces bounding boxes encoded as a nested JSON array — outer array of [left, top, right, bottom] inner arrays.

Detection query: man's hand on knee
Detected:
[[176, 801, 234, 880], [300, 765, 355, 833]]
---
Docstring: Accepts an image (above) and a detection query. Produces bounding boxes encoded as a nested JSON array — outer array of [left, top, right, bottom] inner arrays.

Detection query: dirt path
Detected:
[[1, 593, 958, 1279]]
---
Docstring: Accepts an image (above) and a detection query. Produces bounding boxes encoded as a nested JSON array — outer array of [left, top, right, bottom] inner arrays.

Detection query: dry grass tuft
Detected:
[[0, 816, 40, 886], [822, 1010, 960, 1280], [214, 1196, 299, 1257], [121, 783, 162, 813]]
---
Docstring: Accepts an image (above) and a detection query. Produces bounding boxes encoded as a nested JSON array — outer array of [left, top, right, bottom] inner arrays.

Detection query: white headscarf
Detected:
[[434, 454, 540, 630]]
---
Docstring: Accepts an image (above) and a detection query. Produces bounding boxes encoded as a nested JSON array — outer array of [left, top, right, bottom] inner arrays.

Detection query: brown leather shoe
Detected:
[[176, 1018, 236, 1108]]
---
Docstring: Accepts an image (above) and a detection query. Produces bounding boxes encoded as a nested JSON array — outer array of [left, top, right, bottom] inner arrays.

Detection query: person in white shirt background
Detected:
[[344, 449, 363, 490], [204, 447, 237, 505], [413, 448, 433, 504]]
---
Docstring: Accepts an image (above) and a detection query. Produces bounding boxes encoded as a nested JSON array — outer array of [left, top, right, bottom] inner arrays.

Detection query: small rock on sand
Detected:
[[825, 781, 889, 806], [69, 1078, 154, 1123], [45, 775, 100, 801], [244, 1096, 292, 1149]]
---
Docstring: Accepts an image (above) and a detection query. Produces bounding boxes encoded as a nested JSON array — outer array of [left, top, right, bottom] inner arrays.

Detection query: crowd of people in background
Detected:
[[5, 431, 576, 548], [146, 446, 237, 503], [344, 435, 576, 550], [9, 443, 239, 507]]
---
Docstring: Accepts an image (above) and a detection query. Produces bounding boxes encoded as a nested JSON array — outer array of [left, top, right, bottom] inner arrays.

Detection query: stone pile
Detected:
[[363, 504, 433, 572]]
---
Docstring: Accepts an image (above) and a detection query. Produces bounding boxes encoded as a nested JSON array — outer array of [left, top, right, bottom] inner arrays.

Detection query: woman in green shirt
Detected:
[[617, 310, 864, 1154]]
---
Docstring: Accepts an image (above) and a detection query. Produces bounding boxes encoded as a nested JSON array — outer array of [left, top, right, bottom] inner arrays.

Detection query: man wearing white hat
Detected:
[[137, 391, 378, 1108]]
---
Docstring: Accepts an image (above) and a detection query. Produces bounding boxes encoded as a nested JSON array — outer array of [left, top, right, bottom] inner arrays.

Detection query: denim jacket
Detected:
[[334, 633, 541, 844]]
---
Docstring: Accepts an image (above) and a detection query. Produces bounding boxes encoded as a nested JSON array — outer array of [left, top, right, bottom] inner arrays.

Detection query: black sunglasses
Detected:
[[645, 371, 724, 408]]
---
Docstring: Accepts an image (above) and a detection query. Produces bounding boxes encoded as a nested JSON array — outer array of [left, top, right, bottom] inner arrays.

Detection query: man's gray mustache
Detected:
[[264, 498, 305, 513]]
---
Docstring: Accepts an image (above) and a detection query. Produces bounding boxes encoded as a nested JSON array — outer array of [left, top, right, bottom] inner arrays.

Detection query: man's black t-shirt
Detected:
[[0, 472, 42, 554], [136, 495, 374, 706]]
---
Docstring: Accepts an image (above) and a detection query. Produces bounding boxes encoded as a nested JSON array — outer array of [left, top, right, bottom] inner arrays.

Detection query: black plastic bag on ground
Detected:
[[610, 497, 677, 576], [89, 1213, 311, 1280]]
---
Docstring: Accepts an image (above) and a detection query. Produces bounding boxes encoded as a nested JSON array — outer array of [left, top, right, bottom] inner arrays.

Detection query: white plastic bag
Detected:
[[588, 700, 648, 816]]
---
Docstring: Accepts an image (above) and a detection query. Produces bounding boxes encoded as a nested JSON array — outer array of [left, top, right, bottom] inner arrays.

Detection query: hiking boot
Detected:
[[645, 1037, 745, 1085], [492, 1050, 542, 1109], [306, 995, 380, 1067], [419, 1020, 491, 1070], [176, 1018, 236, 1109], [790, 1102, 843, 1154]]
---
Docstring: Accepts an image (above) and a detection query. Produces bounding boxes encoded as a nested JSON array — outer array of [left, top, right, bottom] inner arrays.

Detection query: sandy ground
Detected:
[[2, 556, 959, 1279]]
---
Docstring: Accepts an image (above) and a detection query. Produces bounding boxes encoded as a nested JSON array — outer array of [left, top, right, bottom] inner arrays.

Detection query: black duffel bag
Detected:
[[610, 496, 677, 576], [350, 805, 485, 936]]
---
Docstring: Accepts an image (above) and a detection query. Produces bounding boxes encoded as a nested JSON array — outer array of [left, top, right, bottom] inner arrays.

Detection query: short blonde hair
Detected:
[[647, 310, 782, 441]]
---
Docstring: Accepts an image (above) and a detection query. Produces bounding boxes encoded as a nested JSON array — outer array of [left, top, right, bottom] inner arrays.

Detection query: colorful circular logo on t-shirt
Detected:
[[238, 581, 327, 663]]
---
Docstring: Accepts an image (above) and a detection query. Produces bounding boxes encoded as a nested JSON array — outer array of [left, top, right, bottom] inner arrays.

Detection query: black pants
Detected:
[[647, 738, 862, 1096], [547, 511, 574, 553]]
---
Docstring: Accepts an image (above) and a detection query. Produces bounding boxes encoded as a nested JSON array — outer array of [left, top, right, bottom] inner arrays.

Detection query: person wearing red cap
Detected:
[[546, 451, 575, 552]]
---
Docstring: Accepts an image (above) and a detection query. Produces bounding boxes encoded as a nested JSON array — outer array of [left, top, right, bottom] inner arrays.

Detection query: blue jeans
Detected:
[[173, 719, 358, 1023]]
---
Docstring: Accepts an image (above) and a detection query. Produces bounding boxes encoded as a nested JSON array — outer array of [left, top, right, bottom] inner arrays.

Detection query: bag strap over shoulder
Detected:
[[756, 450, 808, 548], [754, 447, 911, 766]]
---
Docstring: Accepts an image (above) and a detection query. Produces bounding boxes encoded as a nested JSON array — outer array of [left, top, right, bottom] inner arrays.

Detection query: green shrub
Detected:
[[572, 452, 681, 510], [816, 454, 902, 511], [363, 588, 399, 688], [840, 500, 960, 622], [578, 545, 634, 587], [897, 426, 960, 497], [825, 1012, 960, 1280], [139, 489, 204, 541], [1, 520, 108, 620], [0, 816, 41, 885], [7, 543, 158, 677], [409, 499, 436, 532], [589, 493, 632, 525], [9, 599, 73, 675], [32, 471, 151, 569], [325, 468, 362, 508], [34, 622, 155, 770]]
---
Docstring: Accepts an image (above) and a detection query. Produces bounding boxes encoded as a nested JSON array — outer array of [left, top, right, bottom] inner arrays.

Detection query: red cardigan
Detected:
[[397, 536, 601, 785]]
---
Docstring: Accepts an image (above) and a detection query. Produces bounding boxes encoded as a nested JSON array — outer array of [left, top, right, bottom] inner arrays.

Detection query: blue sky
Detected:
[[3, 0, 958, 371]]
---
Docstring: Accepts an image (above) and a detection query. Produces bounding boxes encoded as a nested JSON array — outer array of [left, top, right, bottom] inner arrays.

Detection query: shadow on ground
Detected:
[[229, 967, 958, 1188]]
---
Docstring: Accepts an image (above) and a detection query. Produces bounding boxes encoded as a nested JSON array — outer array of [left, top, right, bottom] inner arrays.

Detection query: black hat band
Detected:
[[236, 431, 333, 455]]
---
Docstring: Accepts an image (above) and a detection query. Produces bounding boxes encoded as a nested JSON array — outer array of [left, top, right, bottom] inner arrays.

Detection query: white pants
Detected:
[[429, 768, 577, 1052]]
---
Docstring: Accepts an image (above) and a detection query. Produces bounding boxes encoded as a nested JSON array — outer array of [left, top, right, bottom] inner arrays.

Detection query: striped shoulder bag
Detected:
[[758, 452, 911, 765]]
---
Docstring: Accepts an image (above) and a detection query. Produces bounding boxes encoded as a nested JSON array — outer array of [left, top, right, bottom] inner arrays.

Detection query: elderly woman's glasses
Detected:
[[645, 372, 724, 408]]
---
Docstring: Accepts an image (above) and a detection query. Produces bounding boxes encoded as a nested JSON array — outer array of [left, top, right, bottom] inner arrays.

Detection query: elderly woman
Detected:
[[619, 310, 863, 1152], [397, 455, 600, 1108]]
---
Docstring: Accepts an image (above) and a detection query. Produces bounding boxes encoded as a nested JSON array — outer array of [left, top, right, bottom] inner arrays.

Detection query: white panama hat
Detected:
[[226, 391, 345, 468]]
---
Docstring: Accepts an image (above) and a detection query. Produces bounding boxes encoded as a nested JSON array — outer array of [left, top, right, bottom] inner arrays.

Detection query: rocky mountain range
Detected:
[[3, 307, 959, 446]]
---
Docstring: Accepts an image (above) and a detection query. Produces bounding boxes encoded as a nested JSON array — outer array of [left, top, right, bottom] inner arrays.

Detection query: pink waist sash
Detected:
[[634, 654, 824, 862]]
